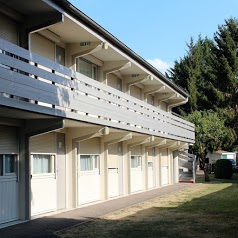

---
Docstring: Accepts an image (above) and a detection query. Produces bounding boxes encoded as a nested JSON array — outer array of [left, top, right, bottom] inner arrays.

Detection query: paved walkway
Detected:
[[0, 183, 194, 238]]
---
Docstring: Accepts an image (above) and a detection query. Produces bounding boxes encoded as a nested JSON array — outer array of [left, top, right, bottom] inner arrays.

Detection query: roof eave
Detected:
[[51, 0, 189, 98]]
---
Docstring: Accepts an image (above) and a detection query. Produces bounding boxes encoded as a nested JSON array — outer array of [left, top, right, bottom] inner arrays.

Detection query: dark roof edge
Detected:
[[52, 0, 189, 98]]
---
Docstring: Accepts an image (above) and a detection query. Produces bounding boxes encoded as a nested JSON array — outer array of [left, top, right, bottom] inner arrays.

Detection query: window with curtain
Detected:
[[80, 155, 99, 172], [0, 155, 3, 176], [32, 154, 55, 174], [5, 154, 15, 173], [0, 154, 16, 176], [76, 58, 98, 80], [131, 156, 142, 169]]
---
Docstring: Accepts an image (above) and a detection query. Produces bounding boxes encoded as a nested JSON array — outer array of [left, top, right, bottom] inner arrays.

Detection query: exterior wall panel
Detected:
[[79, 138, 100, 154], [0, 14, 18, 44], [160, 101, 167, 112], [30, 33, 55, 61], [0, 126, 18, 154], [130, 85, 141, 100], [131, 145, 142, 156], [107, 74, 122, 91], [30, 133, 56, 154]]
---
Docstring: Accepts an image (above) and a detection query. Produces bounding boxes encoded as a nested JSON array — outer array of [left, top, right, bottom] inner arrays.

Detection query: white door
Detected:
[[108, 168, 119, 197], [30, 133, 57, 216], [108, 143, 123, 198], [130, 156, 143, 193], [148, 162, 154, 189], [31, 154, 57, 215], [161, 166, 169, 186], [77, 154, 100, 205], [0, 126, 19, 224], [0, 155, 18, 224]]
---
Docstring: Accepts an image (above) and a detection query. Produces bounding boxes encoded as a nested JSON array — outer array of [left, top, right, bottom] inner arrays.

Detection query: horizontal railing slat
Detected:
[[0, 39, 195, 142]]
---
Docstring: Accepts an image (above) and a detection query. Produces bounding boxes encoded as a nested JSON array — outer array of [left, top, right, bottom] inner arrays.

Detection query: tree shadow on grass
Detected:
[[58, 182, 238, 238]]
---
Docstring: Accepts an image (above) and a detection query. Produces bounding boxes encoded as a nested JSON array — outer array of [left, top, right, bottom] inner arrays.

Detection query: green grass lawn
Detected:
[[59, 173, 238, 238]]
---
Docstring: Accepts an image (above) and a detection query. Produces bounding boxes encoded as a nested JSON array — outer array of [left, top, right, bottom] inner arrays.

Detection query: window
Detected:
[[131, 156, 142, 169], [0, 154, 16, 176], [76, 58, 98, 80], [80, 155, 99, 172], [0, 155, 3, 176], [56, 45, 65, 66], [31, 154, 55, 174]]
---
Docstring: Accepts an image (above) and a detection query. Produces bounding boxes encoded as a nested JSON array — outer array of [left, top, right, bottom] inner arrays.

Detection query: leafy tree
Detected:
[[187, 111, 235, 181]]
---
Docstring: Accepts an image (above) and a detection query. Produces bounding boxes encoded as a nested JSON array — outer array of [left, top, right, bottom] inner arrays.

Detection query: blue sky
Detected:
[[69, 0, 238, 73]]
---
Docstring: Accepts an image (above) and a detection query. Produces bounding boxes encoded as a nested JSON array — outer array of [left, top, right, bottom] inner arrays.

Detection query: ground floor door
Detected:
[[161, 166, 169, 186], [108, 143, 123, 198], [30, 132, 66, 216], [148, 148, 155, 189], [0, 126, 19, 224], [31, 160, 57, 216], [161, 149, 169, 186], [148, 162, 155, 189], [130, 155, 143, 192], [77, 138, 100, 205]]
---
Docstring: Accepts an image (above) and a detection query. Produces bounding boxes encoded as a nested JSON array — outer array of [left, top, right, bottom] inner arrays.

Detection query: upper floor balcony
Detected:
[[0, 38, 195, 143]]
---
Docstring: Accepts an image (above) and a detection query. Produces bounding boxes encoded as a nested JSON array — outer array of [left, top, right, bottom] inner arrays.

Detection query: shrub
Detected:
[[214, 159, 233, 179]]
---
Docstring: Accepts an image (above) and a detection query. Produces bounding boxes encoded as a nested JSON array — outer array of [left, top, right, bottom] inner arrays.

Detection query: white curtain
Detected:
[[32, 154, 53, 174], [80, 155, 93, 171], [131, 156, 137, 168]]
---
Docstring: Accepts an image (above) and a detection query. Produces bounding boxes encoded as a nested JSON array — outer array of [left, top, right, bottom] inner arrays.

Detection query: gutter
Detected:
[[51, 0, 189, 99]]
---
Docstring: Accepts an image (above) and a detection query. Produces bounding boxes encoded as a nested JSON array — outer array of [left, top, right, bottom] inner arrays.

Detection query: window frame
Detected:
[[131, 155, 142, 170], [79, 154, 100, 174], [55, 44, 65, 66], [31, 153, 56, 177], [0, 154, 17, 178], [75, 57, 98, 81]]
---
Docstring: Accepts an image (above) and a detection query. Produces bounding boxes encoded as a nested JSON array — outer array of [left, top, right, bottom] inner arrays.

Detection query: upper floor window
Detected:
[[76, 57, 98, 80], [56, 45, 65, 66]]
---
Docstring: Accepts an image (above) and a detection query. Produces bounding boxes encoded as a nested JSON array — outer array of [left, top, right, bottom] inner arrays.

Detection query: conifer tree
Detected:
[[168, 17, 238, 151]]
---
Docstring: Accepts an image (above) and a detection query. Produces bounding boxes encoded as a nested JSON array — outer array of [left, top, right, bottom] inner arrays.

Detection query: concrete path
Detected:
[[0, 183, 194, 238]]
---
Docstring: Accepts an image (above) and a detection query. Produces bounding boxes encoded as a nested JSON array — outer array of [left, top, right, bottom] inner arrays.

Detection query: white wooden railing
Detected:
[[0, 39, 195, 143]]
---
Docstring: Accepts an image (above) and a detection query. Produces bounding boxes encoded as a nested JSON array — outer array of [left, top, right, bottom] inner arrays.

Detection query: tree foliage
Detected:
[[187, 111, 235, 160], [168, 17, 238, 153]]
